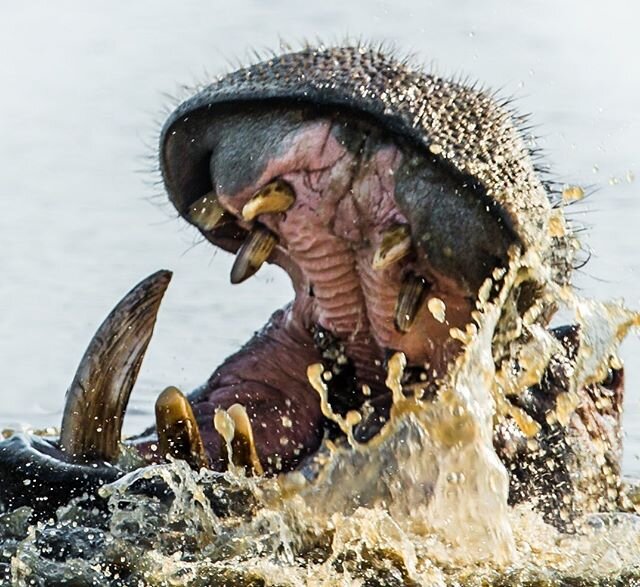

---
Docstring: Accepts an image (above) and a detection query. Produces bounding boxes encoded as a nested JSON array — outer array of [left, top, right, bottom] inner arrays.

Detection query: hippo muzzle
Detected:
[[0, 46, 626, 527]]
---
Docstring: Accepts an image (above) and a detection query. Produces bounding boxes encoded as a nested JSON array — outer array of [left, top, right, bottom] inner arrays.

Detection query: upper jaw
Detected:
[[160, 96, 520, 291], [160, 45, 573, 355], [159, 45, 569, 276]]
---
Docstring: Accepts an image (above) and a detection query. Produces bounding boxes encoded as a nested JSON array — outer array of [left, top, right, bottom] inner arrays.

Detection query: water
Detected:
[[0, 1, 639, 584]]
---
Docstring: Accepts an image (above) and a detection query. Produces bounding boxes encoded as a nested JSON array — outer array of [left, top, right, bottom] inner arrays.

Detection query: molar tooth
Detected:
[[187, 191, 227, 230], [230, 225, 278, 284], [394, 273, 428, 333], [242, 179, 295, 221], [155, 386, 208, 469], [372, 224, 411, 270]]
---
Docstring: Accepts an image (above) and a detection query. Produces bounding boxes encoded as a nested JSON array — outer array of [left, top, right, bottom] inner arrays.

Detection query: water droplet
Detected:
[[562, 185, 585, 202], [427, 297, 447, 323]]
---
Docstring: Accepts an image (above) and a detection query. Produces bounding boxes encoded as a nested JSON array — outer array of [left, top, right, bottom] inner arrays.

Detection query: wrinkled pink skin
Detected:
[[138, 120, 475, 473]]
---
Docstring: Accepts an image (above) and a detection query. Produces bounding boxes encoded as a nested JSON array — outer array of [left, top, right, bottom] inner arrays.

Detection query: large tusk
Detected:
[[59, 270, 172, 463], [155, 386, 208, 469]]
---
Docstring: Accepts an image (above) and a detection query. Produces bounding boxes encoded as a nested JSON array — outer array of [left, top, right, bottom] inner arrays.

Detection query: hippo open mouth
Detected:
[[0, 47, 627, 526], [158, 101, 520, 471]]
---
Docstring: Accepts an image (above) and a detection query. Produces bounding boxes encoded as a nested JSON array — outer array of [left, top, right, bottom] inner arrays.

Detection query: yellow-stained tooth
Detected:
[[214, 404, 264, 475], [242, 179, 296, 221], [230, 225, 278, 284], [187, 192, 227, 230], [155, 386, 208, 469], [372, 224, 411, 270], [394, 273, 429, 333]]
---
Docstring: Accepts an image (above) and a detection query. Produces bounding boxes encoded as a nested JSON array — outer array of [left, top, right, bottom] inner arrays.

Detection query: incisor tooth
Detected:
[[372, 224, 411, 270], [230, 225, 278, 284], [394, 273, 429, 333], [214, 404, 264, 475], [187, 192, 226, 230], [242, 179, 296, 221], [155, 386, 208, 469]]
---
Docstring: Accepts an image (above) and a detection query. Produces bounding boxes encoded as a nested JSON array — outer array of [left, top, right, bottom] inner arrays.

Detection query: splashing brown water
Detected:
[[4, 251, 640, 586]]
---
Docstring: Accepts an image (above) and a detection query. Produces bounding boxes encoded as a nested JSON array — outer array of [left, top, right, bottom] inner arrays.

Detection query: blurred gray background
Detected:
[[0, 1, 638, 474]]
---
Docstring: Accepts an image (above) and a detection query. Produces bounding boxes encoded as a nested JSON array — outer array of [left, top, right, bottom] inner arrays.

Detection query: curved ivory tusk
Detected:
[[59, 270, 172, 463]]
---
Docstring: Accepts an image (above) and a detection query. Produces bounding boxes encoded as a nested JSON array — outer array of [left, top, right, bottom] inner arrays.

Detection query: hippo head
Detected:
[[1, 47, 623, 527]]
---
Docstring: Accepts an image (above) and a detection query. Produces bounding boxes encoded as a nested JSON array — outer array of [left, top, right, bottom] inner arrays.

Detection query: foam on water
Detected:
[[3, 251, 640, 585]]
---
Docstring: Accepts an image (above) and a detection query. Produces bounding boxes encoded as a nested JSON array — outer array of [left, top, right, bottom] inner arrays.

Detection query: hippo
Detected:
[[0, 45, 630, 529]]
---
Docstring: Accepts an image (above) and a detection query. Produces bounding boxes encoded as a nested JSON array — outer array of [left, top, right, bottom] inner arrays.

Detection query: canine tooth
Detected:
[[372, 224, 411, 270], [394, 273, 428, 333], [155, 386, 208, 469], [242, 179, 295, 221], [187, 192, 226, 230], [230, 225, 278, 284], [59, 270, 172, 463], [214, 404, 264, 475]]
